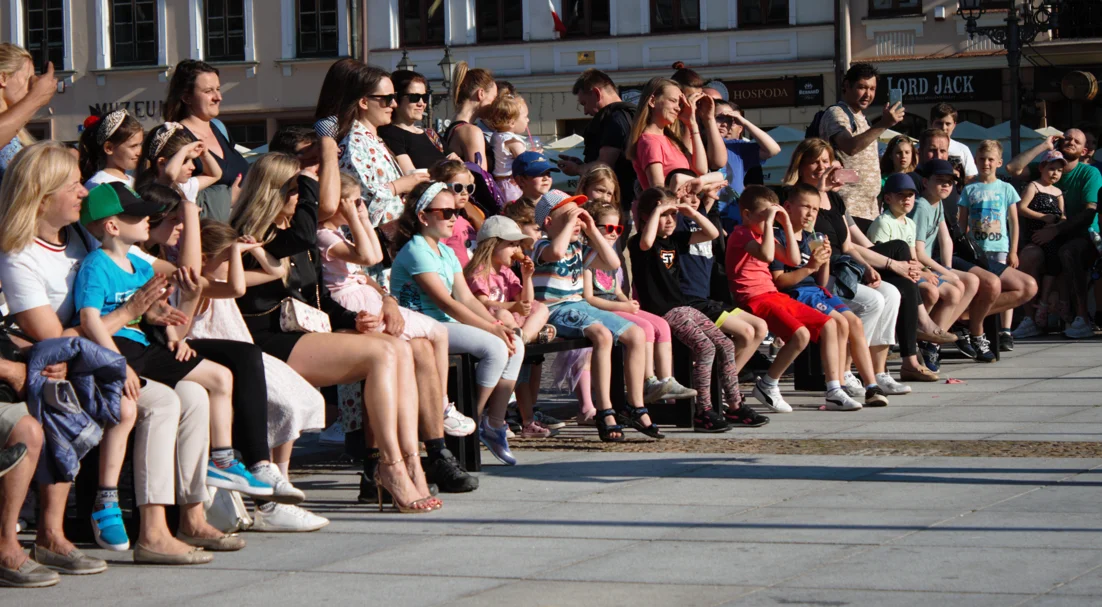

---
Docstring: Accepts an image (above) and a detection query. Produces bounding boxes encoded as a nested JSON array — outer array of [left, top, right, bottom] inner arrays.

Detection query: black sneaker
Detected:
[[864, 385, 889, 407], [999, 330, 1014, 352], [424, 448, 479, 493], [693, 408, 731, 433], [970, 333, 997, 363], [723, 404, 770, 427], [955, 330, 978, 359]]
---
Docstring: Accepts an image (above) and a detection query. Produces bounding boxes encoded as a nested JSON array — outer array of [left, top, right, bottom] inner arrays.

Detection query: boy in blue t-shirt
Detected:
[[958, 140, 1020, 335], [75, 183, 272, 505]]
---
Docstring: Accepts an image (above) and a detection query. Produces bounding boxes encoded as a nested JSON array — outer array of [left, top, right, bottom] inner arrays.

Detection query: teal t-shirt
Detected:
[[389, 234, 462, 323], [73, 249, 154, 345], [908, 196, 945, 260], [960, 180, 1021, 254]]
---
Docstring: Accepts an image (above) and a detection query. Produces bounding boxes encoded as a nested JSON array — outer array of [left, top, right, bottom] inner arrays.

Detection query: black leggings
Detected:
[[870, 240, 920, 357], [188, 339, 270, 467]]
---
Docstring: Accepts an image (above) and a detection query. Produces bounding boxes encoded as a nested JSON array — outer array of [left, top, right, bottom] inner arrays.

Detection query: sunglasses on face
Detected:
[[715, 115, 736, 126], [367, 94, 397, 106], [448, 183, 475, 195], [425, 208, 459, 220], [402, 93, 430, 104], [599, 224, 624, 236]]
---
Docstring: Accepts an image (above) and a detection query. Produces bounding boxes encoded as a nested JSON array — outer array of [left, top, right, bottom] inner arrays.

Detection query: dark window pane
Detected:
[[297, 0, 340, 57], [111, 0, 159, 66]]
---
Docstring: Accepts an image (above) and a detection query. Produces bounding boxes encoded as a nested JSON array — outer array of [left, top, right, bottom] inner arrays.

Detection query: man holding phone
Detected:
[[819, 63, 906, 222]]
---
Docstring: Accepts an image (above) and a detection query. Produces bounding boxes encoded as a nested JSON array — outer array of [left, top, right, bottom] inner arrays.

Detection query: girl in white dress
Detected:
[[484, 92, 530, 204]]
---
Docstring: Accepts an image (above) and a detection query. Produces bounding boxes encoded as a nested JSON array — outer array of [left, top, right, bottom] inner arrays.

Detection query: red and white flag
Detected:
[[549, 0, 567, 35]]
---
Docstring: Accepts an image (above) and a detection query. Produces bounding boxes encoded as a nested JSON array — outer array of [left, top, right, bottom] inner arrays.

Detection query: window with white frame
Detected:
[[204, 0, 246, 61], [110, 0, 158, 66], [296, 0, 340, 58], [24, 0, 65, 69], [398, 0, 445, 47], [476, 0, 524, 43], [739, 0, 788, 26]]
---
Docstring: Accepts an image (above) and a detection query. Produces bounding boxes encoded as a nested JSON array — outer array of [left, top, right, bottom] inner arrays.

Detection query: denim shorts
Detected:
[[547, 300, 636, 342], [952, 255, 1008, 277]]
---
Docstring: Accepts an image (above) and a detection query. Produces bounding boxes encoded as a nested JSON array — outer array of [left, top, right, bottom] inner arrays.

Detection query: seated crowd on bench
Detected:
[[0, 44, 1099, 587]]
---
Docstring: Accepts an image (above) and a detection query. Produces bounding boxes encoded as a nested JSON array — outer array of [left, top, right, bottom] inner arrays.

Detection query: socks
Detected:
[[276, 461, 290, 478], [826, 380, 841, 392], [865, 384, 878, 391], [94, 487, 118, 511], [424, 438, 447, 462], [211, 447, 235, 469], [762, 375, 779, 388]]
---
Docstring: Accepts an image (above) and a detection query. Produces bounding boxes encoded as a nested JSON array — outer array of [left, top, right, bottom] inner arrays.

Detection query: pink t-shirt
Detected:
[[467, 265, 522, 304], [316, 228, 362, 291], [632, 132, 691, 190], [725, 225, 779, 304], [441, 215, 476, 267]]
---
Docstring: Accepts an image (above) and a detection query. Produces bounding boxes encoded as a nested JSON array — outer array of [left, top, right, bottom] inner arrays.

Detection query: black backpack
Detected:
[[806, 102, 858, 143]]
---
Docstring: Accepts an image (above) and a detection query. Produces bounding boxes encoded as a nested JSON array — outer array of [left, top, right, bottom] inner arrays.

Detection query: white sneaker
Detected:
[[318, 422, 345, 445], [443, 403, 477, 437], [1064, 316, 1094, 339], [643, 376, 673, 403], [841, 372, 864, 397], [250, 463, 305, 505], [251, 503, 329, 532], [876, 373, 912, 395], [1012, 317, 1043, 339], [752, 378, 792, 413], [825, 388, 863, 411]]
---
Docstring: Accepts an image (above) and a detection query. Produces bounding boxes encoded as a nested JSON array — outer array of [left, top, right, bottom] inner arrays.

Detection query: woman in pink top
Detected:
[[625, 77, 708, 191]]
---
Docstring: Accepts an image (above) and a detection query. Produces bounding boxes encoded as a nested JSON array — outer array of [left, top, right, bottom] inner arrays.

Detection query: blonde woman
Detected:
[[625, 77, 708, 192], [231, 144, 444, 513], [0, 43, 57, 183], [0, 141, 219, 567]]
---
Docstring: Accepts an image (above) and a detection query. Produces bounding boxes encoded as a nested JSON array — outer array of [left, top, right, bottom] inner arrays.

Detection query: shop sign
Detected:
[[875, 70, 1002, 104], [88, 100, 165, 123], [723, 75, 824, 109]]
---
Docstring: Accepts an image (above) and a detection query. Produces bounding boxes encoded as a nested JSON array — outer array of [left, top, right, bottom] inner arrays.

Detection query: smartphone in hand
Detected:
[[835, 169, 860, 184], [889, 88, 903, 106]]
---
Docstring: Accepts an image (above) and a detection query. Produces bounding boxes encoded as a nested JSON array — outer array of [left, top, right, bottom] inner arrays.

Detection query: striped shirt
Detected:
[[532, 239, 598, 305]]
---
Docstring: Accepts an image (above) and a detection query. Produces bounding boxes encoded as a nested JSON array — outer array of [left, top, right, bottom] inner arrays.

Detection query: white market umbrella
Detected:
[[544, 134, 584, 150], [950, 121, 989, 141], [766, 125, 807, 143], [985, 121, 1045, 141], [879, 128, 910, 142], [1036, 126, 1064, 138]]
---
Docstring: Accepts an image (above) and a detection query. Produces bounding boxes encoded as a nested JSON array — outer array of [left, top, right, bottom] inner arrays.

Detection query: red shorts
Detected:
[[745, 291, 831, 342]]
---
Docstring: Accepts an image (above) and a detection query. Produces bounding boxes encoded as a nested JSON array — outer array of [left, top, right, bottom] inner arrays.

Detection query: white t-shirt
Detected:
[[84, 170, 134, 190], [0, 225, 92, 326], [949, 139, 978, 179], [178, 177, 200, 203]]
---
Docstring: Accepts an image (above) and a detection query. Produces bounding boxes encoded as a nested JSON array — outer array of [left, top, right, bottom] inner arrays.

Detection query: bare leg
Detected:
[[180, 360, 235, 449], [98, 396, 136, 489], [720, 312, 768, 371], [931, 281, 964, 329], [644, 342, 655, 378], [410, 338, 443, 440], [428, 323, 450, 410], [395, 339, 433, 500], [653, 341, 672, 378], [960, 268, 1000, 334], [582, 325, 622, 438], [36, 483, 75, 554], [520, 304, 551, 344], [1, 417, 43, 570], [818, 319, 841, 383], [843, 311, 877, 385], [617, 325, 653, 426], [769, 327, 810, 380], [271, 442, 294, 478]]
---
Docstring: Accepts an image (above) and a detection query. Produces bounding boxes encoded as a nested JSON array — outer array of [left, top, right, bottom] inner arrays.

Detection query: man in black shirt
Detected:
[[558, 69, 637, 211]]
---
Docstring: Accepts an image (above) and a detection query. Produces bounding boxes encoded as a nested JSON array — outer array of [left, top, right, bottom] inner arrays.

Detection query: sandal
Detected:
[[618, 406, 665, 439], [373, 456, 436, 514], [536, 324, 557, 344], [403, 452, 442, 511], [594, 408, 625, 442]]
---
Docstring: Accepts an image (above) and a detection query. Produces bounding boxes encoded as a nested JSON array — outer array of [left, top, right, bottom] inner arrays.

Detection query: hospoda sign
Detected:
[[875, 69, 1002, 104]]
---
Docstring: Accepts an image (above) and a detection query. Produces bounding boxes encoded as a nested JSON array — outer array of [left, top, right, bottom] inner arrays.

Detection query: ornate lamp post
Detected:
[[956, 0, 1062, 155], [428, 47, 458, 132]]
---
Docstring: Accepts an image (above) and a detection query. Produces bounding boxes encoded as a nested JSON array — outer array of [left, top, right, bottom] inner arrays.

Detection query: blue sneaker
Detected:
[[478, 418, 517, 466], [206, 459, 274, 497], [919, 342, 940, 373], [91, 504, 130, 551]]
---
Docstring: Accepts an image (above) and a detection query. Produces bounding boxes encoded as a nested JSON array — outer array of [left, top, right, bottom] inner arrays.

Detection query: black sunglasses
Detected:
[[715, 115, 736, 126], [425, 208, 459, 220], [367, 94, 397, 105], [448, 183, 475, 195], [402, 93, 430, 104]]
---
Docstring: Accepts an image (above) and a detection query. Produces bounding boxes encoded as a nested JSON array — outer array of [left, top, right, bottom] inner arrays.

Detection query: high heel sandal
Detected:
[[618, 406, 665, 439], [372, 456, 437, 514], [594, 409, 625, 443], [403, 453, 442, 511]]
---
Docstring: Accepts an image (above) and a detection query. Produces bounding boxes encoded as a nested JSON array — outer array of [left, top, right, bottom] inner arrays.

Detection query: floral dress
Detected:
[[339, 119, 405, 227], [0, 137, 24, 186]]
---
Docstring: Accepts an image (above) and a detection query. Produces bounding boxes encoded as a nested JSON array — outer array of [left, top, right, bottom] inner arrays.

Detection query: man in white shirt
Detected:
[[930, 103, 978, 183]]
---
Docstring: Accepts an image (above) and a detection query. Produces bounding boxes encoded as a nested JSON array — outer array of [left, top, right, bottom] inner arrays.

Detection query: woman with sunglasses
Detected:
[[390, 181, 524, 466], [337, 64, 431, 228], [378, 71, 448, 174]]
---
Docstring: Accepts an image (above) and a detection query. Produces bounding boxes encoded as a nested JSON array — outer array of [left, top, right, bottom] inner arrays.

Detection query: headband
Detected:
[[96, 110, 128, 145], [415, 182, 448, 214], [149, 122, 182, 159]]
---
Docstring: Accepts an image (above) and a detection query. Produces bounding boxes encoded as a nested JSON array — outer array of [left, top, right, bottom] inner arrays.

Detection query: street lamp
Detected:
[[396, 49, 416, 72], [957, 0, 1062, 155], [427, 47, 458, 133]]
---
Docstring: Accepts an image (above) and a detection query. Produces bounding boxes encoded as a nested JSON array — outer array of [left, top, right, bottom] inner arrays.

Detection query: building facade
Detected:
[[2, 0, 839, 147]]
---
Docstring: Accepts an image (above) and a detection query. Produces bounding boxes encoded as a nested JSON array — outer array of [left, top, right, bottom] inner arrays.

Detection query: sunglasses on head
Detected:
[[425, 208, 459, 220], [367, 94, 397, 105], [448, 183, 475, 195], [402, 93, 430, 104], [599, 224, 624, 236]]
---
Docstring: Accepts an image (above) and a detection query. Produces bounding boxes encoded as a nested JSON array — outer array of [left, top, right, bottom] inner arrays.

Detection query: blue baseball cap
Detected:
[[883, 173, 918, 194], [535, 189, 588, 226], [512, 151, 560, 177], [919, 158, 956, 178]]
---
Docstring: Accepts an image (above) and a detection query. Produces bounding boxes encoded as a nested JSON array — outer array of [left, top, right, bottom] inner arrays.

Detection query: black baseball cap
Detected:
[[81, 182, 165, 225], [883, 173, 918, 194], [919, 158, 956, 178]]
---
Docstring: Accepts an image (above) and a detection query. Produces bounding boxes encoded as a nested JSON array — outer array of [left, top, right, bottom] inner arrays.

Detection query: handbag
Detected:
[[277, 251, 332, 334], [203, 486, 253, 533], [831, 254, 867, 299]]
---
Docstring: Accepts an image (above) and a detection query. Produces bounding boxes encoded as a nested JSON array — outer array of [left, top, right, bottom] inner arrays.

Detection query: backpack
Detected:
[[806, 102, 858, 144], [465, 153, 506, 217]]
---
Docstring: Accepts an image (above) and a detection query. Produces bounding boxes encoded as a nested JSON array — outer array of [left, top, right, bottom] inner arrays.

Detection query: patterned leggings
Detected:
[[662, 306, 742, 412]]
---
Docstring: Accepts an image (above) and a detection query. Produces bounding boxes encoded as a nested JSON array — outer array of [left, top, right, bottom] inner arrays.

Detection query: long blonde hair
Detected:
[[782, 138, 835, 186], [464, 236, 503, 283], [229, 152, 301, 242], [625, 77, 687, 162], [0, 140, 78, 253], [0, 43, 36, 146]]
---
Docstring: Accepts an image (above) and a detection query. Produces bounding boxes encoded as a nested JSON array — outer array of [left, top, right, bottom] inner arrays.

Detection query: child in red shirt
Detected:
[[725, 186, 861, 413]]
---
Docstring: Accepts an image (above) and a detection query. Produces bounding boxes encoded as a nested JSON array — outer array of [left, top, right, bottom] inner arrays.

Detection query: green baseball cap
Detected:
[[81, 182, 165, 226]]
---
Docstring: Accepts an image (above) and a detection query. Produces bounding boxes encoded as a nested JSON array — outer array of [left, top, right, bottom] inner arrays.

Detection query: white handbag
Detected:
[[203, 486, 253, 533], [278, 251, 332, 333]]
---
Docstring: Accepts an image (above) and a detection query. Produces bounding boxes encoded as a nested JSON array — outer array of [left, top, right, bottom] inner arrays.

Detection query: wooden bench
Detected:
[[444, 337, 624, 472]]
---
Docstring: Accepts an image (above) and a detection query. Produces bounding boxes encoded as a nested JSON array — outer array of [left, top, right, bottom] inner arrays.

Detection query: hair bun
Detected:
[[83, 115, 102, 130], [671, 61, 685, 70]]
